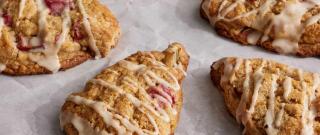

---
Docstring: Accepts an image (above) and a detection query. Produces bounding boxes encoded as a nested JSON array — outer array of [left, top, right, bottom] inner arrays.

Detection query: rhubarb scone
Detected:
[[201, 0, 320, 56], [211, 57, 320, 135], [0, 0, 120, 75], [60, 43, 189, 135]]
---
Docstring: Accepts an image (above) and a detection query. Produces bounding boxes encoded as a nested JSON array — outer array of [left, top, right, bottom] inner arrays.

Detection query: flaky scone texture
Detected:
[[201, 0, 320, 56], [60, 43, 190, 135], [0, 0, 120, 75], [211, 57, 320, 135]]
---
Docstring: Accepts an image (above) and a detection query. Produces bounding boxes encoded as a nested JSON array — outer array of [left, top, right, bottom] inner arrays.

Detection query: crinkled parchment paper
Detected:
[[2, 0, 320, 134]]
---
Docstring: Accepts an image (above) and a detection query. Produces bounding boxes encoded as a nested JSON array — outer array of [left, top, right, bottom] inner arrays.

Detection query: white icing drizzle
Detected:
[[177, 63, 187, 76], [219, 58, 243, 84], [202, 0, 320, 54], [212, 58, 224, 70], [306, 13, 320, 26], [0, 63, 6, 72], [18, 0, 27, 18], [123, 76, 139, 88], [36, 0, 48, 38], [29, 4, 71, 72], [274, 76, 293, 129], [230, 58, 243, 83], [275, 103, 285, 128], [248, 60, 266, 114], [247, 31, 262, 45], [119, 60, 146, 72], [265, 74, 279, 135], [299, 69, 309, 135], [302, 73, 320, 135], [236, 60, 251, 123], [60, 112, 111, 135], [105, 69, 119, 75], [170, 45, 188, 76], [283, 77, 293, 101], [56, 8, 71, 51], [220, 58, 234, 84], [201, 0, 215, 25], [77, 0, 101, 59]]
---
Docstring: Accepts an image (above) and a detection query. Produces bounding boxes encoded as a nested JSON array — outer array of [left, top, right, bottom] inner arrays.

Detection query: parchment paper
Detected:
[[2, 0, 320, 134]]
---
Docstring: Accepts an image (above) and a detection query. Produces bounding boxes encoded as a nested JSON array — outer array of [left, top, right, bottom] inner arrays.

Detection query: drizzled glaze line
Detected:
[[302, 73, 320, 135], [0, 63, 6, 72], [298, 69, 313, 135], [36, 0, 48, 38], [230, 58, 243, 83], [275, 76, 293, 128], [170, 45, 188, 76], [217, 58, 242, 84], [18, 0, 27, 18], [248, 60, 266, 114], [56, 8, 71, 51], [275, 103, 285, 128], [236, 60, 251, 123], [306, 13, 320, 26], [201, 0, 215, 25], [283, 77, 293, 101], [247, 31, 262, 45], [77, 0, 101, 59], [265, 74, 279, 135], [220, 58, 234, 84]]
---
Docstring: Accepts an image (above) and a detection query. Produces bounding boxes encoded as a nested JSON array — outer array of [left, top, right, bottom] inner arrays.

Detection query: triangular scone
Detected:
[[201, 0, 320, 56], [211, 57, 320, 135], [60, 43, 189, 135], [0, 0, 120, 75]]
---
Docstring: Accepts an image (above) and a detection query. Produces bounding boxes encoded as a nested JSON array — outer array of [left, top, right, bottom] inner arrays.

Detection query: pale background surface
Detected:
[[1, 0, 320, 135]]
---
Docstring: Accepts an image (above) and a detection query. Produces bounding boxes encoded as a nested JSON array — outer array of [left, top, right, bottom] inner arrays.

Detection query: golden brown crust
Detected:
[[0, 0, 120, 75], [60, 43, 189, 135], [211, 57, 320, 135], [201, 0, 320, 57]]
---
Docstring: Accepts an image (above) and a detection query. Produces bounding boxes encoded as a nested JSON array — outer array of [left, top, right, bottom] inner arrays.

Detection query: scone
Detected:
[[60, 43, 189, 135], [0, 0, 120, 75], [201, 0, 320, 56], [211, 57, 320, 135]]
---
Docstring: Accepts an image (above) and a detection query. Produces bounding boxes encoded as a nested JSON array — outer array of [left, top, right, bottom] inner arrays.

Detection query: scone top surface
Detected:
[[211, 57, 320, 135], [201, 0, 320, 56], [60, 43, 189, 135], [0, 0, 120, 75]]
